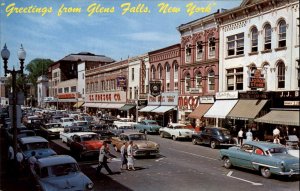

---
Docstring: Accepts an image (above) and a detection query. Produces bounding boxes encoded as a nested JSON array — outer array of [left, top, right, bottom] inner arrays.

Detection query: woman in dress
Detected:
[[127, 141, 135, 170]]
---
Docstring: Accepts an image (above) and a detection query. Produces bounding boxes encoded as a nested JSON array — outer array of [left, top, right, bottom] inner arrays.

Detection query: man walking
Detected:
[[96, 142, 113, 175]]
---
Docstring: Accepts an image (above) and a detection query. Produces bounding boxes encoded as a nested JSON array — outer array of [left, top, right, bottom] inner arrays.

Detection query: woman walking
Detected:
[[127, 141, 135, 170]]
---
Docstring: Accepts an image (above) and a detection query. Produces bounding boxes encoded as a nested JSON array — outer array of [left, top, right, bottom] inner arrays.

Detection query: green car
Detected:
[[133, 120, 161, 134], [220, 141, 299, 178]]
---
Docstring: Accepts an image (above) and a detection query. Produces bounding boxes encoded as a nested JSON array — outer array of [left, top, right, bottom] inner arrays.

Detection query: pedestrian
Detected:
[[273, 127, 280, 139], [96, 142, 113, 175], [15, 148, 24, 178], [120, 142, 127, 170], [8, 145, 15, 174], [28, 151, 37, 172], [238, 129, 244, 146], [246, 129, 253, 141], [127, 141, 135, 170]]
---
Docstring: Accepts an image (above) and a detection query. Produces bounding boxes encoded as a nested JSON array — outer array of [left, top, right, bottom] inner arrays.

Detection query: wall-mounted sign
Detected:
[[199, 96, 214, 104], [149, 81, 161, 97], [148, 92, 178, 106], [117, 76, 127, 88], [178, 96, 200, 110], [138, 100, 148, 106], [216, 91, 238, 100], [87, 92, 125, 102], [249, 70, 265, 89], [284, 101, 300, 106], [57, 93, 76, 99]]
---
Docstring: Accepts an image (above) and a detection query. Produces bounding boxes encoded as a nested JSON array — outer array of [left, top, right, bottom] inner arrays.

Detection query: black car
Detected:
[[191, 126, 237, 149], [90, 124, 115, 143]]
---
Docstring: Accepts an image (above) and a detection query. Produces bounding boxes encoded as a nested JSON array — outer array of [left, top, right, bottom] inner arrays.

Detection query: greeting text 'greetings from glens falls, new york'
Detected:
[[1, 2, 216, 17]]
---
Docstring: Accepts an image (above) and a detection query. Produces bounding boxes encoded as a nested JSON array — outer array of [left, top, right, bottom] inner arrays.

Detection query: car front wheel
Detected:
[[160, 132, 164, 138], [210, 141, 217, 149], [192, 138, 197, 145], [260, 167, 272, 178], [172, 135, 177, 141], [223, 157, 232, 169]]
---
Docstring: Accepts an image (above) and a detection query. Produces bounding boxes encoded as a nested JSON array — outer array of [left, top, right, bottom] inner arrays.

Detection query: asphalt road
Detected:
[[1, 133, 299, 191]]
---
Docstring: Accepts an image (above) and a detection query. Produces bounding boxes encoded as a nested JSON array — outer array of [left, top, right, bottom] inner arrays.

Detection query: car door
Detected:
[[250, 146, 267, 170], [202, 129, 211, 144], [231, 144, 254, 169]]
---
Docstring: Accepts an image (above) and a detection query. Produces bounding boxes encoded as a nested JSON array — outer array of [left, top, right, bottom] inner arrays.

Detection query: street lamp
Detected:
[[1, 43, 26, 152]]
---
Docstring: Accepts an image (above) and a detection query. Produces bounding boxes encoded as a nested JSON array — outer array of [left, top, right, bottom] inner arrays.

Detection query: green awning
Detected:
[[119, 104, 136, 111]]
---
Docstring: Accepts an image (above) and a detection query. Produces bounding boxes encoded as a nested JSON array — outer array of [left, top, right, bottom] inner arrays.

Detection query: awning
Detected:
[[139, 106, 159, 112], [83, 103, 108, 108], [73, 101, 84, 108], [188, 104, 213, 119], [151, 106, 175, 113], [227, 100, 268, 120], [204, 100, 238, 119], [83, 103, 124, 109], [255, 109, 300, 126], [119, 104, 136, 111], [58, 99, 77, 102]]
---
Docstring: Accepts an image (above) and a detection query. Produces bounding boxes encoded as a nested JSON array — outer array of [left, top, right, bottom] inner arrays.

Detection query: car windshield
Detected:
[[267, 147, 288, 154], [173, 125, 186, 129], [46, 124, 62, 129], [43, 163, 79, 177], [148, 121, 158, 125], [81, 134, 99, 141], [23, 142, 49, 151], [129, 134, 147, 140]]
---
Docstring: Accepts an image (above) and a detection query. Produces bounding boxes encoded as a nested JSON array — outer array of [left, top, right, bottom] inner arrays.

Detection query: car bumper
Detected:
[[279, 170, 300, 176], [133, 149, 159, 156]]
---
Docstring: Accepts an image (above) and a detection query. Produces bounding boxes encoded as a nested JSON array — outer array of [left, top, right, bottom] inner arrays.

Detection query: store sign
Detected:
[[138, 100, 148, 106], [199, 96, 214, 104], [149, 81, 161, 97], [216, 91, 238, 100], [57, 93, 76, 99], [275, 91, 299, 98], [240, 91, 270, 99], [284, 101, 300, 106], [148, 92, 178, 106], [117, 76, 126, 88], [87, 92, 125, 102], [178, 96, 200, 110], [249, 70, 265, 89]]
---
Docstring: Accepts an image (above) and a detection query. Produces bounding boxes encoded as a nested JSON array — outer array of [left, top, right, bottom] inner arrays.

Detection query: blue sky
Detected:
[[0, 0, 242, 75]]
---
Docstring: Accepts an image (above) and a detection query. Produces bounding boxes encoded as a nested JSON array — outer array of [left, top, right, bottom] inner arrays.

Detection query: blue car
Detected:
[[133, 120, 161, 134]]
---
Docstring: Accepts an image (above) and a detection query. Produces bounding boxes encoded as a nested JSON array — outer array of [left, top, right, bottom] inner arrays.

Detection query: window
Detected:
[[251, 27, 258, 52], [185, 73, 191, 92], [166, 83, 170, 92], [277, 62, 285, 88], [158, 65, 163, 80], [208, 71, 215, 91], [297, 18, 300, 46], [131, 68, 134, 80], [174, 63, 178, 80], [208, 37, 216, 58], [227, 33, 244, 56], [264, 24, 272, 50], [151, 66, 156, 80], [185, 44, 191, 63], [226, 68, 243, 91], [71, 86, 76, 92], [58, 88, 62, 93], [278, 20, 287, 48], [166, 64, 170, 81], [195, 72, 202, 92], [135, 87, 138, 99], [64, 87, 69, 93], [196, 41, 203, 60], [82, 88, 84, 94], [129, 87, 132, 99], [297, 60, 300, 88], [82, 73, 84, 79]]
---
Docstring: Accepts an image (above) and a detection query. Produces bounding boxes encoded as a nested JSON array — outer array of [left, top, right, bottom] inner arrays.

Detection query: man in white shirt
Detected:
[[246, 129, 253, 141], [273, 127, 280, 138], [238, 129, 244, 146]]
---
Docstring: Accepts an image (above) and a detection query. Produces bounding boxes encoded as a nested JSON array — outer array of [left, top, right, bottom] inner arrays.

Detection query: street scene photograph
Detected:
[[0, 0, 299, 190]]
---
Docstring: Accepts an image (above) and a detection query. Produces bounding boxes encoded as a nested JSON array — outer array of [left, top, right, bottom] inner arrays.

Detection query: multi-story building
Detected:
[[48, 52, 114, 109], [36, 75, 48, 108], [177, 11, 220, 127], [214, 0, 299, 138], [85, 60, 128, 117]]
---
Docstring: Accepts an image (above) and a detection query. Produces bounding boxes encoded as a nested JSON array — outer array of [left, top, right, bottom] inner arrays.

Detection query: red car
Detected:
[[69, 132, 103, 160]]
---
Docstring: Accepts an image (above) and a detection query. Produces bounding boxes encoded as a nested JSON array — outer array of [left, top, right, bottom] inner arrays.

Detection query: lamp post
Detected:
[[1, 43, 26, 152]]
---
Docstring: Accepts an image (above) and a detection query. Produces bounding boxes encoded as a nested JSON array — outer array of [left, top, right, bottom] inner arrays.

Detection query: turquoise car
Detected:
[[220, 141, 299, 178], [133, 120, 161, 134]]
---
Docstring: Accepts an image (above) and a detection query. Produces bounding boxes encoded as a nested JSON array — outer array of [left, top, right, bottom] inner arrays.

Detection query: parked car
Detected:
[[39, 123, 64, 139], [220, 141, 300, 178], [133, 120, 161, 134], [30, 155, 94, 191], [72, 121, 89, 131], [90, 124, 115, 143], [59, 117, 75, 127], [286, 135, 299, 149], [60, 126, 86, 145], [18, 136, 57, 159], [159, 123, 194, 141], [112, 132, 160, 157], [69, 132, 103, 159], [113, 118, 137, 128], [192, 126, 236, 149]]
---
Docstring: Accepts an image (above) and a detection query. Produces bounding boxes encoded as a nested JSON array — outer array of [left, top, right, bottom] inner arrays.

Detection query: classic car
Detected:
[[286, 135, 299, 149], [113, 118, 137, 128], [59, 117, 75, 127], [112, 132, 160, 157], [60, 126, 85, 145], [39, 123, 64, 139], [69, 132, 103, 159], [7, 129, 36, 144], [220, 141, 300, 178], [159, 123, 194, 141], [133, 120, 161, 134], [30, 155, 94, 191], [90, 124, 115, 143], [192, 126, 236, 149], [18, 136, 57, 159], [72, 121, 90, 131]]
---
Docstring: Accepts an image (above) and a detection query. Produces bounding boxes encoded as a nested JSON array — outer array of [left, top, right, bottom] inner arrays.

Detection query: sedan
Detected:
[[133, 120, 161, 134], [30, 155, 94, 191], [159, 123, 193, 141], [220, 141, 300, 178], [39, 123, 64, 139]]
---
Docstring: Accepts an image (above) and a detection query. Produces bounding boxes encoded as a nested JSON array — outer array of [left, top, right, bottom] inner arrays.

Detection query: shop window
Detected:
[[264, 24, 272, 50], [196, 41, 203, 60], [277, 62, 285, 88], [251, 27, 258, 52], [278, 20, 287, 48]]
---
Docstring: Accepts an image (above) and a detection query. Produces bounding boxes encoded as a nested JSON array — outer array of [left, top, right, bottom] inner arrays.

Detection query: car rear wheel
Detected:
[[172, 135, 177, 141], [160, 132, 164, 138], [192, 138, 197, 145], [144, 130, 148, 134], [260, 167, 272, 178], [223, 157, 232, 169], [210, 141, 217, 149]]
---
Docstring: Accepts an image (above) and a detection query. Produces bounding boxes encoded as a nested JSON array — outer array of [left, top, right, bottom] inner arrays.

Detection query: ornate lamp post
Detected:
[[1, 43, 26, 151]]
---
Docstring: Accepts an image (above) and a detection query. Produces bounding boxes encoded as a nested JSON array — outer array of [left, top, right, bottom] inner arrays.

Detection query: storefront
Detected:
[[119, 99, 137, 120], [56, 93, 79, 110], [138, 92, 178, 127]]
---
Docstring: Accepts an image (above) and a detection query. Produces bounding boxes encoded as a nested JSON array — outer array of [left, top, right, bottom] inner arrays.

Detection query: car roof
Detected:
[[244, 141, 286, 150], [37, 155, 77, 168], [19, 136, 48, 144], [120, 132, 144, 136], [73, 132, 97, 136], [170, 123, 186, 126]]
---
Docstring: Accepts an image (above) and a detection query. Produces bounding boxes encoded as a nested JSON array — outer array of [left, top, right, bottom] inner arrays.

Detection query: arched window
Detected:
[[174, 63, 179, 91], [264, 24, 272, 50], [262, 62, 270, 90], [278, 20, 287, 48], [195, 71, 202, 92], [185, 73, 191, 92], [251, 27, 258, 52], [166, 63, 170, 81], [277, 61, 285, 88], [208, 37, 216, 58], [207, 70, 215, 91], [151, 66, 156, 80], [185, 44, 191, 63], [158, 65, 163, 80], [196, 41, 203, 60]]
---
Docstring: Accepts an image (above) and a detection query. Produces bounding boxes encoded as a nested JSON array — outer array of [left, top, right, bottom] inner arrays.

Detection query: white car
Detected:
[[59, 117, 75, 127], [113, 118, 137, 128], [288, 149, 299, 158], [159, 123, 194, 141], [60, 126, 85, 145]]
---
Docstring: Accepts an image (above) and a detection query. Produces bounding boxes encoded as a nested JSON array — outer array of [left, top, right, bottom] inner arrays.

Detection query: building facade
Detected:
[[37, 75, 48, 108]]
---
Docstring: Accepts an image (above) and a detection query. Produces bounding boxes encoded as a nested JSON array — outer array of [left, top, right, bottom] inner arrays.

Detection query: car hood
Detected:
[[135, 141, 158, 149], [23, 149, 57, 159], [48, 128, 64, 133], [40, 172, 92, 191], [81, 140, 103, 150], [272, 153, 300, 162]]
